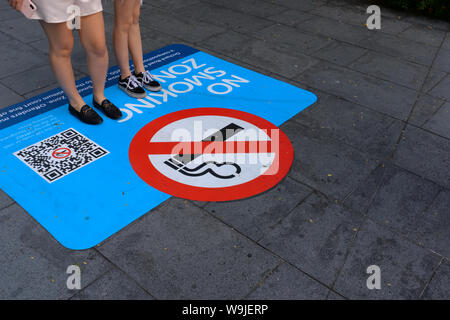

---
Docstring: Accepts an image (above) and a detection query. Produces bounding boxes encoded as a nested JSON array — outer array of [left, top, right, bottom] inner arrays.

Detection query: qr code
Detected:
[[14, 128, 109, 183]]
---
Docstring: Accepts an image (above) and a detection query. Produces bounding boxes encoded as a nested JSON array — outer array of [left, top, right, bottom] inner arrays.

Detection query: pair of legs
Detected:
[[113, 0, 146, 79], [40, 12, 108, 111]]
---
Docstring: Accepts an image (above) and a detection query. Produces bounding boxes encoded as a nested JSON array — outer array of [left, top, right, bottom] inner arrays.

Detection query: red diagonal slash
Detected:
[[145, 140, 276, 155], [52, 147, 71, 159]]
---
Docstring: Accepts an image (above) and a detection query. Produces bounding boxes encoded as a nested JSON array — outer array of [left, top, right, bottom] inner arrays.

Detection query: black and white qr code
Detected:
[[14, 128, 109, 183]]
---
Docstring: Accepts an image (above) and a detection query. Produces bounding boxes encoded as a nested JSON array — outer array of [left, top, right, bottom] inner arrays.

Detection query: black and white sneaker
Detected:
[[118, 75, 147, 99], [135, 71, 162, 92]]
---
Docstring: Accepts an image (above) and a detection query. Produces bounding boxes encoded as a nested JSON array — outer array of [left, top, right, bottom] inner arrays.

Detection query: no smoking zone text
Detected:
[[119, 57, 250, 123]]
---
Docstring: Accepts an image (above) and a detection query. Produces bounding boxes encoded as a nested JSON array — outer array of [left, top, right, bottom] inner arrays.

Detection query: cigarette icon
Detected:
[[164, 123, 244, 178]]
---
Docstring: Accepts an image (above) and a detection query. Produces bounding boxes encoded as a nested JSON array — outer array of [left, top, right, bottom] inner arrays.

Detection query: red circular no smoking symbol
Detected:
[[129, 108, 294, 201], [52, 147, 71, 159]]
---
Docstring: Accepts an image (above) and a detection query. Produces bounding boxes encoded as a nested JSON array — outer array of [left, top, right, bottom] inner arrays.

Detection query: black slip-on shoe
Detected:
[[118, 75, 147, 99], [68, 104, 103, 125], [93, 99, 122, 120], [135, 71, 162, 92]]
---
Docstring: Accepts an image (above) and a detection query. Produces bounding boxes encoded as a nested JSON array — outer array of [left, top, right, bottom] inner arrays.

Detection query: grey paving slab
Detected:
[[203, 32, 318, 79], [343, 163, 387, 215], [245, 263, 329, 299], [174, 2, 274, 33], [349, 165, 449, 256], [254, 23, 331, 55], [200, 30, 253, 56], [200, 31, 292, 77], [97, 198, 281, 299], [296, 16, 371, 44], [140, 28, 184, 54], [348, 51, 429, 90], [429, 74, 450, 101], [412, 190, 450, 259], [327, 290, 346, 300], [398, 24, 447, 47], [259, 192, 364, 286], [408, 94, 446, 127], [422, 68, 448, 93], [0, 204, 112, 299], [393, 125, 450, 188], [23, 83, 60, 100], [296, 61, 419, 120], [203, 0, 286, 18], [0, 83, 23, 109], [264, 70, 312, 89], [0, 39, 47, 77], [326, 0, 368, 9], [100, 0, 114, 14], [1, 17, 46, 43], [0, 65, 57, 96], [264, 0, 327, 12], [0, 30, 11, 43], [358, 33, 439, 66], [204, 177, 312, 242], [371, 7, 406, 20], [376, 17, 412, 35], [283, 120, 379, 200], [309, 3, 368, 26], [27, 38, 50, 54], [0, 2, 11, 9], [138, 5, 226, 43], [0, 8, 22, 21], [433, 48, 450, 73], [402, 14, 450, 32], [293, 93, 404, 159], [101, 13, 118, 45], [423, 103, 450, 139], [145, 0, 200, 11], [71, 268, 153, 300], [268, 9, 315, 27], [334, 219, 441, 299], [422, 260, 450, 299], [443, 32, 450, 51], [0, 190, 14, 210], [195, 45, 272, 76], [313, 40, 368, 66]]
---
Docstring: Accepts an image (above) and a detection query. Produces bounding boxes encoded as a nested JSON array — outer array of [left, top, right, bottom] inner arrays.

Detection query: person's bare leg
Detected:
[[78, 12, 108, 104], [129, 0, 145, 74], [113, 0, 137, 79], [40, 21, 85, 111]]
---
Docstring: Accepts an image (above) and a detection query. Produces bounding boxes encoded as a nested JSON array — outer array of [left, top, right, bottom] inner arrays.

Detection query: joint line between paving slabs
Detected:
[[389, 33, 448, 160], [198, 203, 335, 295], [419, 257, 446, 298]]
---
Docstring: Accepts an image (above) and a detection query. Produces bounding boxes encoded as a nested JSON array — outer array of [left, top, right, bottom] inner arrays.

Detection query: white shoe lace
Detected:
[[142, 70, 155, 83], [126, 75, 141, 90]]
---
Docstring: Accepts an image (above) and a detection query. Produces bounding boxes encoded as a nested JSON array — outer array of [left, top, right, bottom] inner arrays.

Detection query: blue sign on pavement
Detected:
[[0, 44, 316, 249]]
